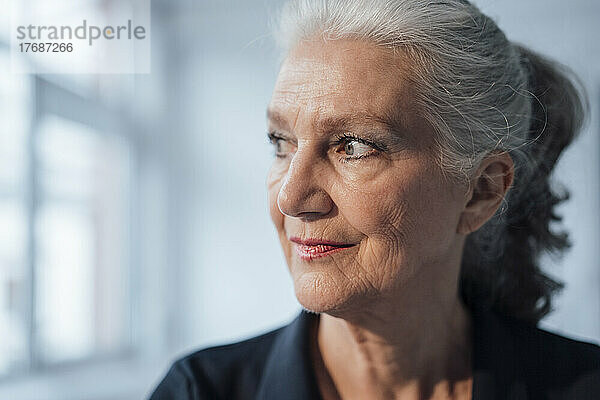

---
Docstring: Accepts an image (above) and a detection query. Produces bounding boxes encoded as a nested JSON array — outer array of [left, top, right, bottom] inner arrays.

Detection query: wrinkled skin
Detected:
[[266, 39, 469, 315]]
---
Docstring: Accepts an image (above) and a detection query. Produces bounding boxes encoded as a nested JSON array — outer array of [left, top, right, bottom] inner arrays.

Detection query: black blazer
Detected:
[[149, 306, 600, 400]]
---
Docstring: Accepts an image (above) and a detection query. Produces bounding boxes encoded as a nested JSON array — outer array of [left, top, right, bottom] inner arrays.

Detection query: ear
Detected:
[[457, 152, 514, 235]]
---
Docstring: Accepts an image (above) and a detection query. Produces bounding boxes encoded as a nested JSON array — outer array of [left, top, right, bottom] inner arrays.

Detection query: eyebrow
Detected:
[[266, 109, 404, 135], [266, 109, 291, 131], [316, 113, 402, 134]]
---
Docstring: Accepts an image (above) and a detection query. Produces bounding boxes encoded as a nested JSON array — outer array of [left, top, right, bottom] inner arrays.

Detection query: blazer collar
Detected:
[[257, 306, 529, 400], [470, 304, 528, 400], [256, 309, 322, 400]]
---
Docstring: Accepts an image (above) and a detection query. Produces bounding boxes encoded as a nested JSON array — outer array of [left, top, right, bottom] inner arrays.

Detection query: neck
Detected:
[[312, 263, 473, 400]]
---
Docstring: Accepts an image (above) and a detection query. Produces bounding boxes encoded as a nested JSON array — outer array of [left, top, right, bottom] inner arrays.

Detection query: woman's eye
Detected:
[[343, 140, 373, 157], [269, 136, 296, 158], [337, 138, 376, 160]]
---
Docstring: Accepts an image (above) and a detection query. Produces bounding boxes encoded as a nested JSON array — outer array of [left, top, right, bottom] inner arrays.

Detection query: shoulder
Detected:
[[148, 326, 285, 400], [499, 313, 600, 397], [472, 306, 600, 398], [502, 313, 600, 368]]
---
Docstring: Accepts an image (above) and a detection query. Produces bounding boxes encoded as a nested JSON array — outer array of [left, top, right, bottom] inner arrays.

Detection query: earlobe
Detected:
[[456, 152, 514, 235]]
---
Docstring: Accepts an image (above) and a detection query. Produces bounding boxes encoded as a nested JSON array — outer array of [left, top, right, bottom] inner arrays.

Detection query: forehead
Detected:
[[268, 39, 418, 133]]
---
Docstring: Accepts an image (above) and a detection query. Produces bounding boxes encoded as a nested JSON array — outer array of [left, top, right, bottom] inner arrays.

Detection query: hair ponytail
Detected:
[[460, 44, 587, 324]]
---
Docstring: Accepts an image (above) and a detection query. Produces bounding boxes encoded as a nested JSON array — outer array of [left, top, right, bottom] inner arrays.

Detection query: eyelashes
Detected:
[[267, 131, 385, 162], [331, 132, 385, 152], [267, 131, 293, 158]]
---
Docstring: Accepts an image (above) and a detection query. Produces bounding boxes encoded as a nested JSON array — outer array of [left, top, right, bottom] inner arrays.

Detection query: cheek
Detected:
[[339, 182, 415, 268], [266, 163, 286, 232], [334, 168, 417, 238], [267, 163, 296, 267], [340, 192, 406, 236], [336, 163, 457, 260]]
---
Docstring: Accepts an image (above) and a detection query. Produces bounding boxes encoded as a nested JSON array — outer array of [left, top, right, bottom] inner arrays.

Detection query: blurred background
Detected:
[[0, 0, 598, 399]]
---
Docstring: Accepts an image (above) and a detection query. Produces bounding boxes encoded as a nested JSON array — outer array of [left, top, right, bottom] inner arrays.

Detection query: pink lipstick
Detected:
[[290, 237, 355, 261]]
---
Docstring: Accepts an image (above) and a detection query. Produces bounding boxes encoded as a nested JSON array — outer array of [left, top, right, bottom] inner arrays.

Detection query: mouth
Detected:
[[289, 236, 356, 261]]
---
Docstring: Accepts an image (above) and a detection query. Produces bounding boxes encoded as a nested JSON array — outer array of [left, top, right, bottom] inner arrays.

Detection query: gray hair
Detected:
[[274, 0, 586, 323]]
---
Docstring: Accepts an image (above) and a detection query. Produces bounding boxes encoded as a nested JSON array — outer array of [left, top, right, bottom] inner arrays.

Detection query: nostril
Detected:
[[276, 156, 334, 218], [278, 188, 334, 219], [296, 211, 325, 222]]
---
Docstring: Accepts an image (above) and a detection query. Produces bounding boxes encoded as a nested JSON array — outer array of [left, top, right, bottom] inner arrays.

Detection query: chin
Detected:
[[292, 269, 369, 315]]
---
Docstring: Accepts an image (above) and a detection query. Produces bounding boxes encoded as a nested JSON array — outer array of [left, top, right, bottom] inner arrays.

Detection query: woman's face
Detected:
[[266, 39, 468, 314]]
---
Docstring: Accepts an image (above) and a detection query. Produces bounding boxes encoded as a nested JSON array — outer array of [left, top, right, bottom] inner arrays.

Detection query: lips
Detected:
[[290, 237, 355, 261]]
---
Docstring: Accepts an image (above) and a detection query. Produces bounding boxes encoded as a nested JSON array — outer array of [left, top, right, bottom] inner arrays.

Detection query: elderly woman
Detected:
[[150, 0, 600, 399]]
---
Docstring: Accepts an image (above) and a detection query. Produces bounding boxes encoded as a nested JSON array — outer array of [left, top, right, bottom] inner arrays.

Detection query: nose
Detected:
[[277, 149, 334, 220]]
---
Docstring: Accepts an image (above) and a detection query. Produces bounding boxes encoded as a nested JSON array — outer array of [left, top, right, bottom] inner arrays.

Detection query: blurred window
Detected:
[[35, 115, 133, 365], [0, 45, 135, 376], [0, 48, 31, 375]]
